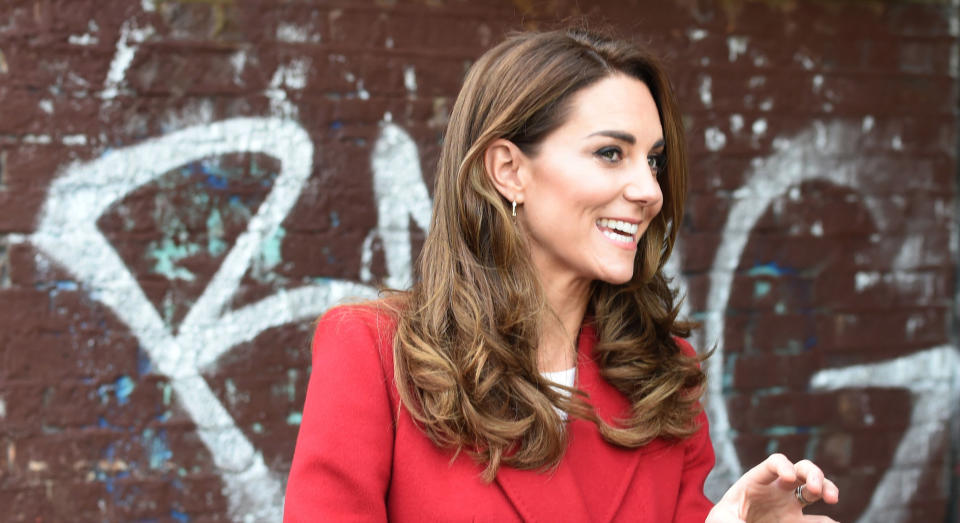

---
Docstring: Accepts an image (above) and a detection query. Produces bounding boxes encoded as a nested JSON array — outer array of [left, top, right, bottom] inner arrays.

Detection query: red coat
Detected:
[[284, 305, 715, 522]]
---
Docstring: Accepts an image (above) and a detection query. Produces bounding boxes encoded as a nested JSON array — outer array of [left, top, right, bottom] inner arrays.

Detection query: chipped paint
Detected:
[[404, 65, 418, 94], [23, 134, 52, 144], [102, 20, 154, 100], [704, 127, 727, 151], [727, 36, 748, 62], [62, 134, 88, 146], [794, 51, 815, 70], [698, 74, 712, 108], [812, 74, 824, 94], [751, 118, 767, 136], [230, 50, 247, 85], [276, 23, 321, 43], [687, 28, 707, 41], [730, 114, 744, 133], [266, 59, 310, 119]]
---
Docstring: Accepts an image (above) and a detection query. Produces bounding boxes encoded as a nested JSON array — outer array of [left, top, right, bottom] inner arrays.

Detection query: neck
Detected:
[[537, 274, 591, 372]]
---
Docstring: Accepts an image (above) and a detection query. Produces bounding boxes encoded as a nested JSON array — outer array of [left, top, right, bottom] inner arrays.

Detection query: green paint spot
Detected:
[[286, 412, 303, 425], [760, 426, 798, 436], [286, 368, 298, 403], [162, 383, 172, 406], [147, 237, 200, 281], [206, 208, 226, 256], [250, 156, 266, 176], [748, 266, 778, 277], [774, 302, 787, 315], [754, 280, 771, 298], [115, 375, 135, 406], [162, 294, 175, 326], [191, 192, 211, 207], [259, 226, 286, 270], [225, 378, 238, 408], [142, 428, 173, 470], [252, 422, 264, 434]]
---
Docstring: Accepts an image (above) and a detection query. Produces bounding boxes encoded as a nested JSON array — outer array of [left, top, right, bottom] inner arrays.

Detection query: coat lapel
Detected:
[[495, 456, 593, 523], [566, 323, 672, 522], [494, 323, 671, 523]]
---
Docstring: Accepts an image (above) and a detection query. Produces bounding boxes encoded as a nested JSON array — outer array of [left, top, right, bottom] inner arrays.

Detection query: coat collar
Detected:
[[494, 322, 669, 522]]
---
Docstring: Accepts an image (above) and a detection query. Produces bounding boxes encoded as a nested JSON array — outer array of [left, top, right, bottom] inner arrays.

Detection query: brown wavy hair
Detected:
[[389, 28, 705, 481]]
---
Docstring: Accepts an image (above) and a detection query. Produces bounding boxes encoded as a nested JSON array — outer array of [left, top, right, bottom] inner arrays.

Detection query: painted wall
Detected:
[[0, 1, 956, 521]]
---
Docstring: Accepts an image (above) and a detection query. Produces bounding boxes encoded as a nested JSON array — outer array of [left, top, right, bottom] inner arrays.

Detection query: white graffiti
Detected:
[[811, 346, 960, 523], [695, 120, 960, 510], [702, 121, 868, 496], [28, 115, 428, 520], [361, 115, 433, 289], [29, 118, 372, 520]]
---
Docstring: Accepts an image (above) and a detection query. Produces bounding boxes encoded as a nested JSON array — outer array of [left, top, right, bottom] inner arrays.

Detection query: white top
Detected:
[[541, 367, 576, 420], [541, 366, 576, 390]]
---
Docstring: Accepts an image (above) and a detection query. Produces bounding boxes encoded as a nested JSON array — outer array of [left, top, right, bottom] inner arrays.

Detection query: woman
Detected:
[[285, 28, 840, 522]]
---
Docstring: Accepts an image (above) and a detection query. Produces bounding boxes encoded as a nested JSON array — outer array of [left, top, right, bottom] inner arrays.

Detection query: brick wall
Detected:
[[0, 0, 956, 521]]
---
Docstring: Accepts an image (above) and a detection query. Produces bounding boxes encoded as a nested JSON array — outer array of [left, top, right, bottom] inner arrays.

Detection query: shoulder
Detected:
[[314, 300, 398, 342], [672, 336, 698, 358], [311, 300, 400, 372]]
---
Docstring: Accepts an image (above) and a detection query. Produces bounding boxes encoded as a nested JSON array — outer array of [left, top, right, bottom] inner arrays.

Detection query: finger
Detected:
[[746, 453, 796, 487], [793, 459, 825, 495], [820, 478, 840, 504]]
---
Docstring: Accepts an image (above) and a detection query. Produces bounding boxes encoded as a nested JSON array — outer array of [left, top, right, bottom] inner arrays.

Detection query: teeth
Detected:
[[596, 218, 639, 236], [601, 229, 634, 243]]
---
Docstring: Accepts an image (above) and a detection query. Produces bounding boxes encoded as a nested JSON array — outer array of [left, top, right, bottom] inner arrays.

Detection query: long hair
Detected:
[[390, 28, 705, 481]]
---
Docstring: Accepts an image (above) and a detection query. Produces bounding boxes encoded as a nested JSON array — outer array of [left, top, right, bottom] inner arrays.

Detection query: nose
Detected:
[[622, 160, 662, 205]]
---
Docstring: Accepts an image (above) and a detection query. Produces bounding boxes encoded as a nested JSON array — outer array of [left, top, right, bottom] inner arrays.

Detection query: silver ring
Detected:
[[795, 484, 814, 507]]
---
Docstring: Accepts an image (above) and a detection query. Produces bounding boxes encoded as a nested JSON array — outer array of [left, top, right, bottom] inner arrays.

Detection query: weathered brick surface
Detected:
[[0, 0, 956, 521]]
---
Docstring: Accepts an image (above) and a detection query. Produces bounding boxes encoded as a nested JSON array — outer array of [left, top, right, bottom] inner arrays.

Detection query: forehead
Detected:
[[558, 74, 663, 144]]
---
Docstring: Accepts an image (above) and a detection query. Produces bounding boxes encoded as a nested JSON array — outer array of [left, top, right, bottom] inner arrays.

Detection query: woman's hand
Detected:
[[706, 453, 840, 523]]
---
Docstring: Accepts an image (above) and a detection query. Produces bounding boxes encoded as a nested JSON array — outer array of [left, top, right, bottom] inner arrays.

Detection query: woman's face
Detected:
[[517, 73, 664, 286]]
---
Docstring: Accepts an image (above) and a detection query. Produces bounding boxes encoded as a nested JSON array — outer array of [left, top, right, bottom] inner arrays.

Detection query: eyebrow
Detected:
[[588, 131, 665, 151], [587, 130, 636, 144]]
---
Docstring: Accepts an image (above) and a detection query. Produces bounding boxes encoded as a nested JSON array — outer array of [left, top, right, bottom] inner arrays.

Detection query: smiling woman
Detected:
[[284, 28, 840, 522]]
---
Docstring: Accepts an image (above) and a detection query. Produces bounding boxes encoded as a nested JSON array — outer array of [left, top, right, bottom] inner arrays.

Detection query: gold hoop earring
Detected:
[[512, 201, 517, 217]]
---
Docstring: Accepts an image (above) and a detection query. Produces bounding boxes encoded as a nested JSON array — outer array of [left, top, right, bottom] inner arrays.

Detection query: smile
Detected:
[[596, 218, 639, 244]]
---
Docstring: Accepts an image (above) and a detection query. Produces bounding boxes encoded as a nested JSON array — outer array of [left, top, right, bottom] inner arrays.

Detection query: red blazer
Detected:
[[285, 305, 715, 522]]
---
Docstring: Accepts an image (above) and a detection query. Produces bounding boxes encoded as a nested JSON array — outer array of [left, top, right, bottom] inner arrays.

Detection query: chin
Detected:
[[597, 270, 635, 286]]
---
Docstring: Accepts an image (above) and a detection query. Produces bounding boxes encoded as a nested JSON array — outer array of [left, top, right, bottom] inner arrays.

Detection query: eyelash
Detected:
[[594, 147, 667, 175], [647, 153, 666, 174], [595, 146, 622, 162]]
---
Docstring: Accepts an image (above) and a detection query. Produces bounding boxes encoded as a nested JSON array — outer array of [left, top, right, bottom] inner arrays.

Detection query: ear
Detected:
[[483, 138, 526, 204]]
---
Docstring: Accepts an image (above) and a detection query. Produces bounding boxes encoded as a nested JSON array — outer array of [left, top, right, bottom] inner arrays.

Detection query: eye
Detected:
[[647, 153, 666, 174], [595, 146, 623, 163]]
